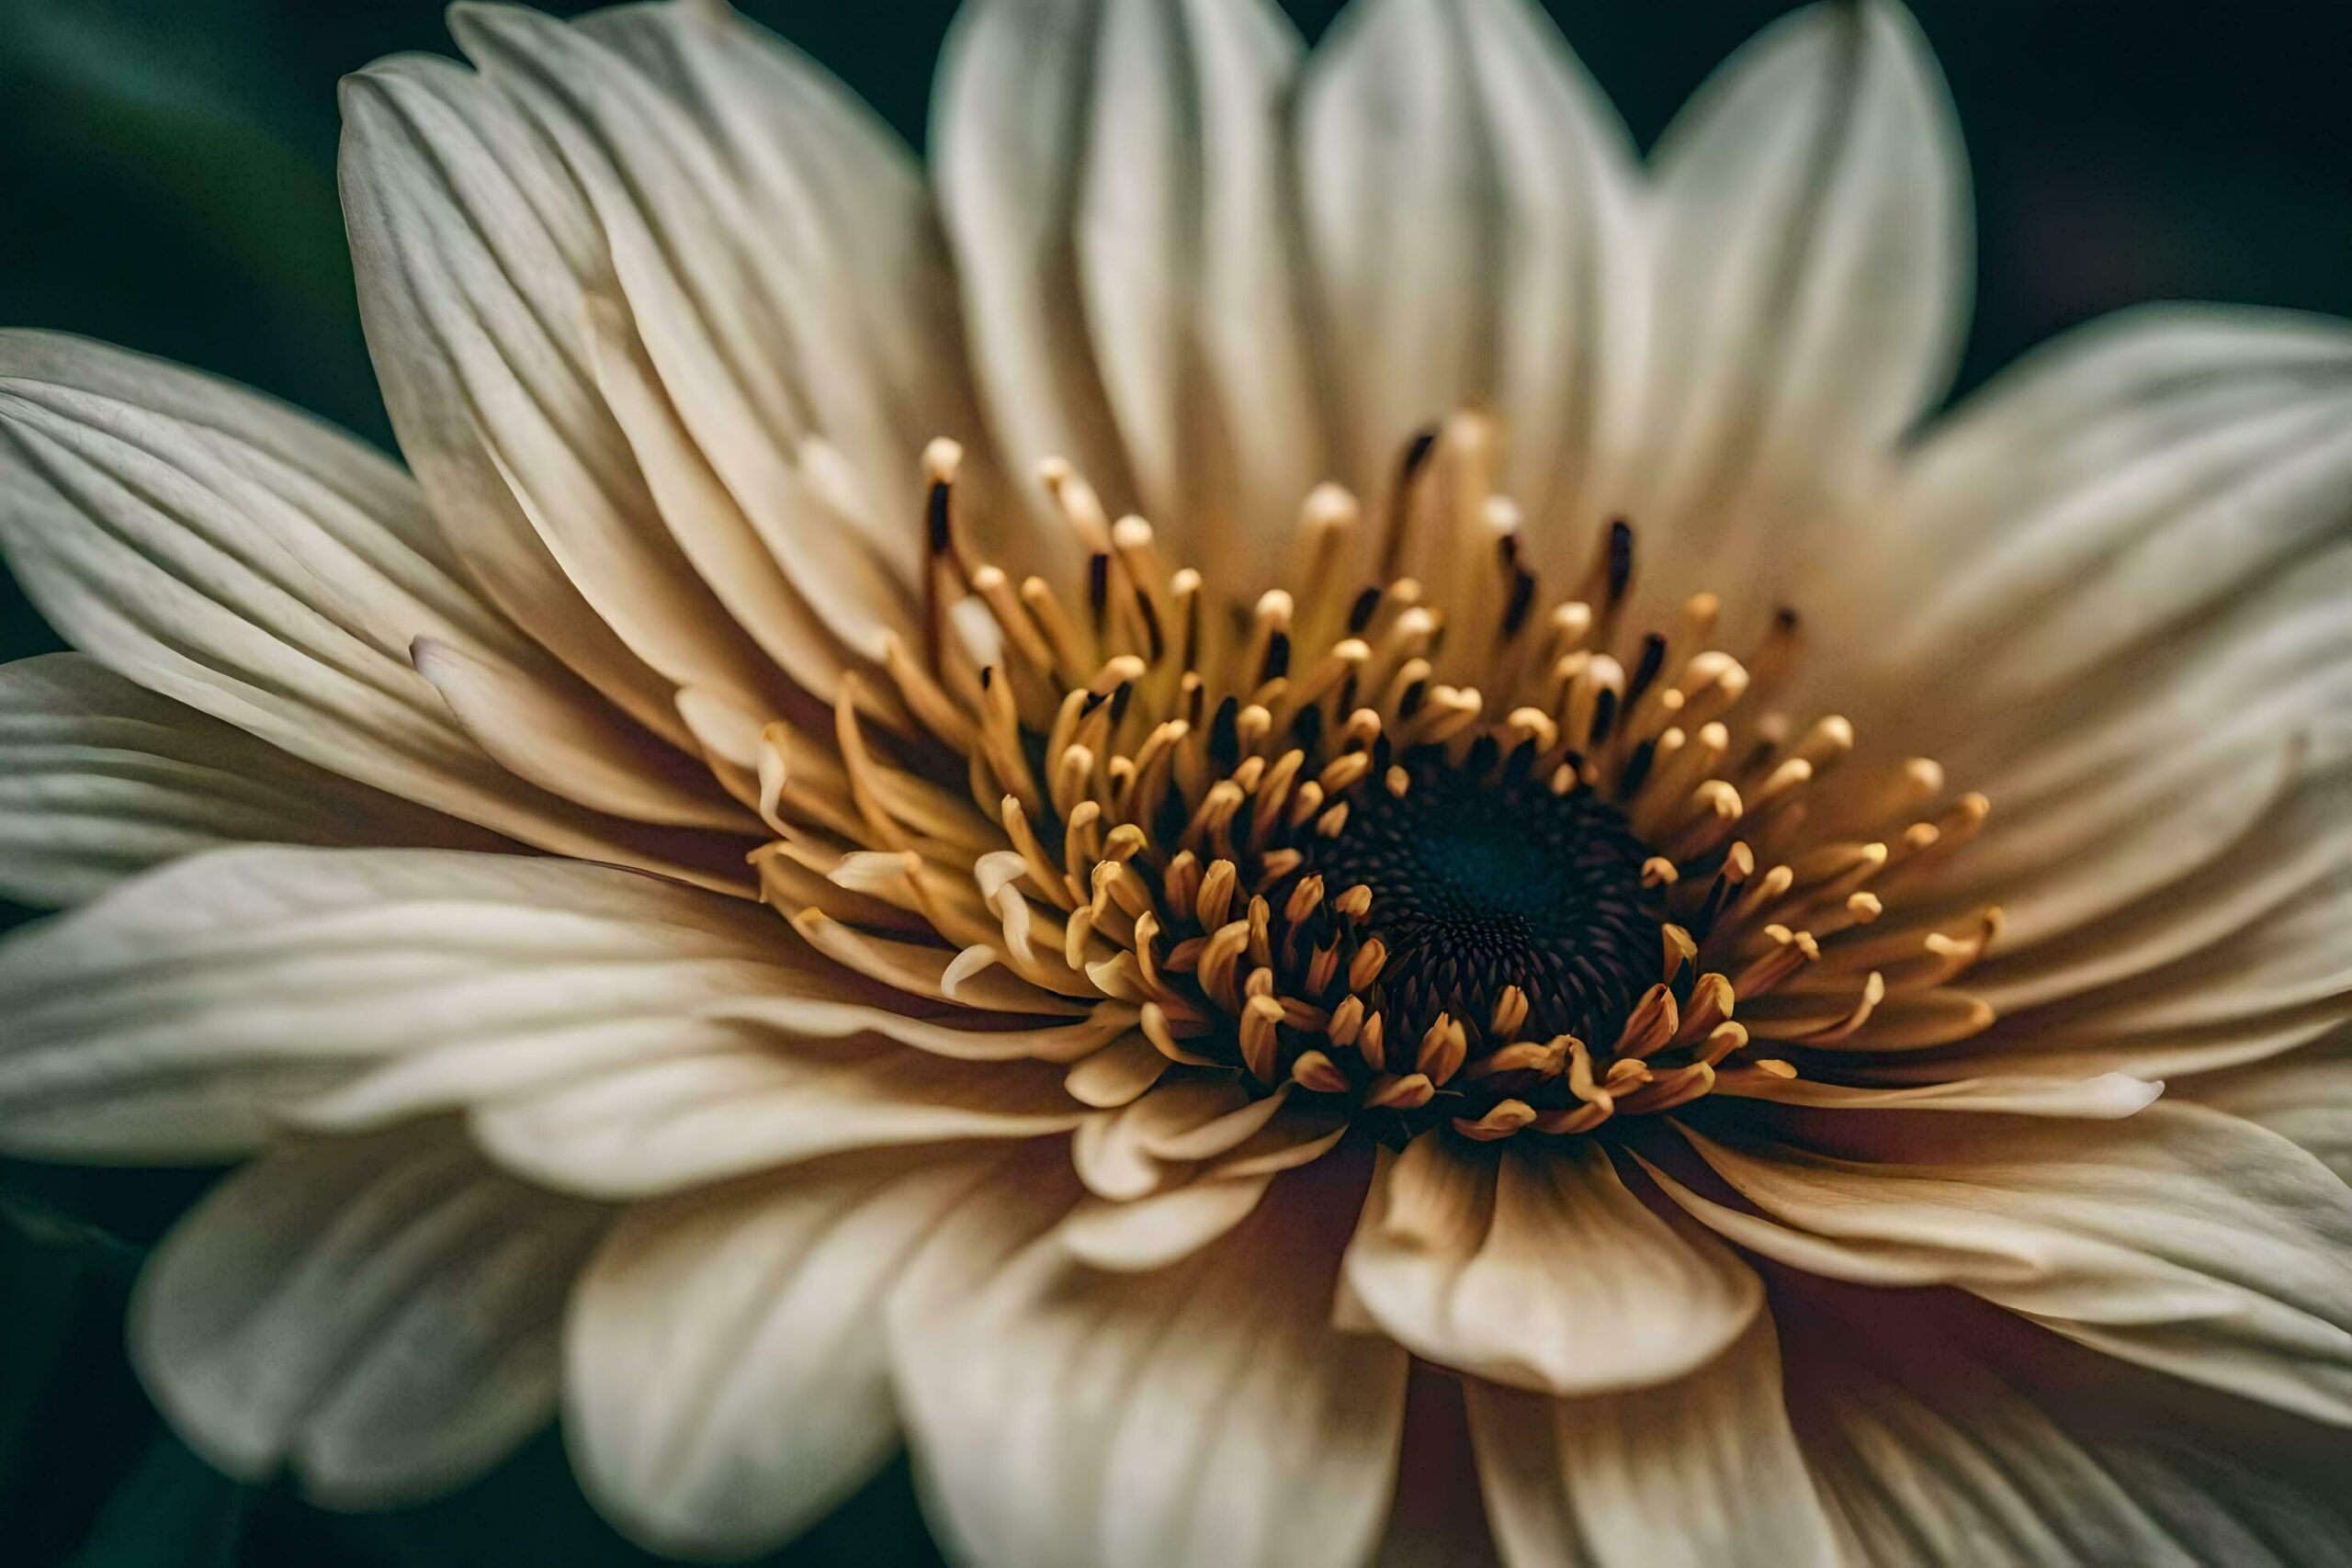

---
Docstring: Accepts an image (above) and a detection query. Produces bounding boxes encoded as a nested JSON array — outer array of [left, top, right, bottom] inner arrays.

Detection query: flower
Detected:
[[2, 0, 2348, 1560]]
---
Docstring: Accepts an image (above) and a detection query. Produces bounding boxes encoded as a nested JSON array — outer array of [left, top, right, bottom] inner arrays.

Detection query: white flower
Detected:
[[3, 0, 2349, 1562]]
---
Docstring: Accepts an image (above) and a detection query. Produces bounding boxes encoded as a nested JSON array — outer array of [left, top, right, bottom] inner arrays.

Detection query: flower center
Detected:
[[763, 413, 2003, 1145], [1302, 757, 1661, 1047]]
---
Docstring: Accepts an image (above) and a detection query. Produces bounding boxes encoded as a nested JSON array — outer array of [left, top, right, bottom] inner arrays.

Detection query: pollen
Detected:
[[757, 415, 2001, 1142]]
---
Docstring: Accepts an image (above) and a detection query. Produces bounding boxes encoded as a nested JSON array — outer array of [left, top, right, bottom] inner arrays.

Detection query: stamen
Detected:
[[765, 426, 2001, 1144]]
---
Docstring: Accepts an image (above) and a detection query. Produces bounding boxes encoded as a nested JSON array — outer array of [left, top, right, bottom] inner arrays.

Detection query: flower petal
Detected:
[[1845, 311, 2352, 1068], [2183, 1037, 2352, 1184], [0, 652, 503, 906], [0, 331, 750, 891], [444, 5, 925, 666], [0, 846, 805, 1162], [1781, 1288, 2352, 1567], [895, 1145, 1408, 1568], [1655, 1103, 2352, 1425], [1464, 1316, 1839, 1568], [130, 1121, 605, 1507], [1074, 0, 1326, 583], [1878, 306, 2352, 703], [467, 1040, 1086, 1201], [1342, 1131, 1760, 1396], [932, 0, 1136, 534], [1632, 0, 1967, 597], [1297, 0, 1641, 531], [564, 1143, 1040, 1560], [570, 0, 979, 580]]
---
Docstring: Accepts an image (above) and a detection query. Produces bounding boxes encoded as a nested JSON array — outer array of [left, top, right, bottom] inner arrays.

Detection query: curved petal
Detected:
[[1834, 312, 2352, 1072], [1076, 0, 1325, 581], [1297, 0, 1642, 541], [564, 1143, 1035, 1560], [1874, 306, 2352, 698], [1654, 1102, 2352, 1426], [467, 1039, 1085, 1201], [894, 1145, 1408, 1568], [1780, 1289, 2352, 1567], [130, 1121, 605, 1507], [0, 846, 808, 1162], [570, 0, 981, 579], [1630, 0, 1967, 603], [1342, 1132, 1760, 1396], [931, 0, 1136, 533], [0, 331, 752, 891], [1465, 1316, 1839, 1568], [444, 5, 924, 669], [0, 652, 504, 906], [2183, 1034, 2352, 1184]]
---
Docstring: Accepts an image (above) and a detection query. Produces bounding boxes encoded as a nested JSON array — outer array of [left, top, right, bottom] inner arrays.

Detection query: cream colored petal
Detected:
[[1298, 0, 1642, 533], [571, 0, 978, 580], [2183, 1037, 2352, 1184], [1657, 1103, 2352, 1426], [337, 54, 691, 738], [932, 0, 1136, 540], [1782, 1292, 2352, 1567], [1055, 1169, 1274, 1271], [1466, 1316, 1839, 1568], [1832, 312, 2352, 1041], [1072, 0, 1325, 584], [130, 1121, 605, 1508], [0, 652, 504, 906], [1631, 0, 1966, 600], [0, 331, 752, 891], [894, 1146, 1406, 1568], [565, 1143, 1035, 1560], [1343, 1131, 1760, 1396], [0, 847, 805, 1162], [1713, 1070, 2162, 1119], [1876, 306, 2352, 702], [469, 1042, 1084, 1201], [446, 6, 921, 666], [412, 636, 752, 832]]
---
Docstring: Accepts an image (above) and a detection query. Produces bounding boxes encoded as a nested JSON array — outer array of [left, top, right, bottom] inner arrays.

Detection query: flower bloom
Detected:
[[3, 0, 2349, 1562]]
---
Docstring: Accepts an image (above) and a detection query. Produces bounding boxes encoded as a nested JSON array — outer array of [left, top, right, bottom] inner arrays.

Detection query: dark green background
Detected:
[[2, 1, 2347, 1562]]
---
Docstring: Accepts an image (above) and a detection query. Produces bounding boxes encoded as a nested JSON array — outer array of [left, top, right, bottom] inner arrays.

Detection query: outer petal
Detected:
[[130, 1121, 605, 1507], [1297, 0, 1642, 540], [1871, 306, 2352, 702], [1630, 0, 1967, 604], [0, 846, 813, 1162], [0, 652, 503, 906], [1653, 1102, 2352, 1425], [1832, 312, 2352, 1080], [445, 4, 926, 667], [1342, 1132, 1760, 1396], [565, 1143, 1036, 1560], [1780, 1289, 2352, 1566], [0, 331, 751, 891], [1464, 1317, 1839, 1568], [894, 1145, 1408, 1568], [2183, 1036, 2352, 1183], [935, 0, 1326, 588], [467, 1038, 1085, 1201]]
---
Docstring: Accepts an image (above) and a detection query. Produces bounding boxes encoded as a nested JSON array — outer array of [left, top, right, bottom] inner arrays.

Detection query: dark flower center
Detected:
[[1305, 761, 1663, 1048]]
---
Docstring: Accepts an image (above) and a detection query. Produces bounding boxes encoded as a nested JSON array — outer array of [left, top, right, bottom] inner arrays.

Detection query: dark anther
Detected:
[[1590, 687, 1620, 745], [1262, 629, 1292, 682], [1209, 695, 1242, 770], [1606, 518, 1635, 605], [1348, 586, 1383, 634], [1626, 635, 1668, 706], [1503, 569, 1538, 638]]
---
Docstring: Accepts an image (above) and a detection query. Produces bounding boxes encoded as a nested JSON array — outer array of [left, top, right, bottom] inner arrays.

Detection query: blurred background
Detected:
[[2, 0, 2347, 1562]]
